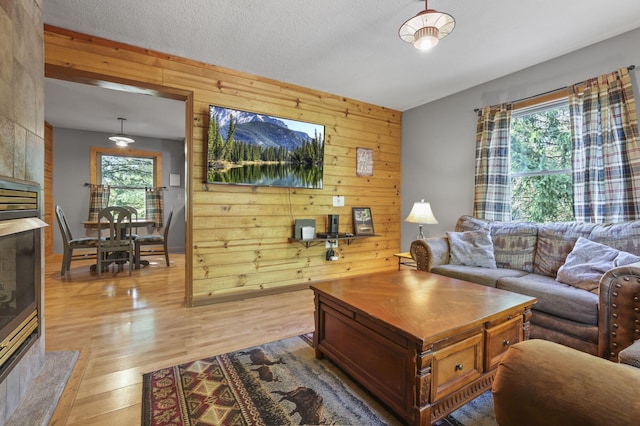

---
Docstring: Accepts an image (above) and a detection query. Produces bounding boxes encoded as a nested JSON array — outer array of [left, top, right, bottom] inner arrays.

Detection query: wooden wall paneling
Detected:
[[44, 122, 53, 256], [44, 24, 402, 306]]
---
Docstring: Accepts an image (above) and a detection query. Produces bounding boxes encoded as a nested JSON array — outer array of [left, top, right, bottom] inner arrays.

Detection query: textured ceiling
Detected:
[[43, 0, 640, 139]]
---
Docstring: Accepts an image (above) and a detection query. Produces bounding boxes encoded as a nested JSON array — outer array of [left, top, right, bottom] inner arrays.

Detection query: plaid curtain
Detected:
[[569, 67, 640, 223], [87, 184, 110, 221], [473, 104, 513, 221], [145, 187, 164, 228]]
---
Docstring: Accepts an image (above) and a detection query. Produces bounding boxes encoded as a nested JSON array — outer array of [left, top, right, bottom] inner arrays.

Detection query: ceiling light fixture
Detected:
[[399, 0, 455, 51], [109, 117, 135, 147]]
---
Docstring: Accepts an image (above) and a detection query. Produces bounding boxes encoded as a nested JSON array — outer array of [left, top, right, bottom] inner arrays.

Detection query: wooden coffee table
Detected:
[[311, 270, 536, 426]]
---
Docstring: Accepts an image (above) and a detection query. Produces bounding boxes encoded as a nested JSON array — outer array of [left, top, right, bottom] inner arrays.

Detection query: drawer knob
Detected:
[[503, 340, 511, 347], [455, 364, 464, 371]]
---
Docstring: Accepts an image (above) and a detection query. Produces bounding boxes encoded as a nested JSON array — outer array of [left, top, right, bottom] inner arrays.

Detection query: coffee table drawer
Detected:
[[485, 316, 522, 371], [431, 333, 483, 401]]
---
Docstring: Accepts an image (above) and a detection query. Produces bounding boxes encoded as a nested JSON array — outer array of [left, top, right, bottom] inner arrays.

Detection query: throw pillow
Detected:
[[556, 237, 640, 292], [490, 221, 538, 272], [533, 222, 596, 277], [447, 230, 497, 269]]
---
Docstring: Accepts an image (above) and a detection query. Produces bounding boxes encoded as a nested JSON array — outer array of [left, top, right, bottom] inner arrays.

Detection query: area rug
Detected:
[[142, 334, 496, 425]]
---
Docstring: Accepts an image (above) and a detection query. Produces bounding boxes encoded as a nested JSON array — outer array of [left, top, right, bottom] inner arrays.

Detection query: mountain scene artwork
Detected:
[[207, 105, 325, 188]]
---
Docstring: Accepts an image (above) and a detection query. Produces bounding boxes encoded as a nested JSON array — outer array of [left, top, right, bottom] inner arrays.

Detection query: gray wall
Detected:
[[401, 27, 640, 250], [52, 127, 186, 254]]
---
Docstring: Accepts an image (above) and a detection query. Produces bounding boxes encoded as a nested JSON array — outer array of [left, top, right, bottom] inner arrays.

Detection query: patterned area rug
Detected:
[[142, 334, 496, 425]]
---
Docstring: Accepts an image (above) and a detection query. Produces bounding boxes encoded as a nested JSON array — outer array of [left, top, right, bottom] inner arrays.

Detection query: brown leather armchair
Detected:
[[492, 339, 640, 426]]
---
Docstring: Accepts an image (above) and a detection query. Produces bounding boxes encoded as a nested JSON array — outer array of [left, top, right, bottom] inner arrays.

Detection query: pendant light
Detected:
[[109, 117, 135, 147], [399, 0, 455, 51]]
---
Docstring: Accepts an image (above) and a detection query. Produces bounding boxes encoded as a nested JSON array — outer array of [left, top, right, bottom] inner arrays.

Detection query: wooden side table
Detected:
[[393, 252, 416, 270]]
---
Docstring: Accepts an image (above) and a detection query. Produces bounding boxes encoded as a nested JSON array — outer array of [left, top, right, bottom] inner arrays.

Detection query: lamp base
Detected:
[[416, 225, 426, 240]]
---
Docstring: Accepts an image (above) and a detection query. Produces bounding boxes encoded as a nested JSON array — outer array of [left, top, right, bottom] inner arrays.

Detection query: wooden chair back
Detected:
[[55, 204, 73, 244], [97, 206, 135, 277]]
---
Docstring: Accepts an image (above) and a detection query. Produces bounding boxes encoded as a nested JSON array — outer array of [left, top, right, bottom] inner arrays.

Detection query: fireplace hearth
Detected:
[[0, 179, 47, 383]]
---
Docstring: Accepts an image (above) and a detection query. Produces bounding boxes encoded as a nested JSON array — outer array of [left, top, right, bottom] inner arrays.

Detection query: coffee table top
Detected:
[[311, 270, 536, 346]]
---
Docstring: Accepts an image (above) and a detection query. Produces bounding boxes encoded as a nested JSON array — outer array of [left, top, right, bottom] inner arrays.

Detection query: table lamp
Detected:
[[405, 199, 438, 240]]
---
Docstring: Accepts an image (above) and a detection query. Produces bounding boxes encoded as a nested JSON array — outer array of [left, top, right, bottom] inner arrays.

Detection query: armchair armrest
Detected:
[[409, 237, 449, 272], [598, 260, 640, 361]]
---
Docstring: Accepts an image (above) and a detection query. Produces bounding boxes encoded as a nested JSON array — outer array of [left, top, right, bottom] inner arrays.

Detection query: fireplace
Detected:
[[0, 179, 46, 383]]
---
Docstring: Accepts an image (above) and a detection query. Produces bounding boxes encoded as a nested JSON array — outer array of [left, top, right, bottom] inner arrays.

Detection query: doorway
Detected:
[[44, 70, 192, 305]]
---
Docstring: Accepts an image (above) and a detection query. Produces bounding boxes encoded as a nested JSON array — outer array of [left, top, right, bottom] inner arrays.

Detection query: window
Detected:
[[510, 99, 573, 222], [91, 147, 162, 217]]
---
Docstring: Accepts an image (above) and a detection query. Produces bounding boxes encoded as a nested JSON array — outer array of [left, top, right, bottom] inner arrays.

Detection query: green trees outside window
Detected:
[[100, 155, 154, 217], [510, 102, 574, 222]]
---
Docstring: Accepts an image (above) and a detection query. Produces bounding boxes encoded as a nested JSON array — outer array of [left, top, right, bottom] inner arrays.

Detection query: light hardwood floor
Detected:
[[44, 254, 315, 425]]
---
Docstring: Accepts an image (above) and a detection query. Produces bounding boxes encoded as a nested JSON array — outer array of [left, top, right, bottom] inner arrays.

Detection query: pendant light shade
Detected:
[[399, 1, 455, 51], [109, 117, 135, 147]]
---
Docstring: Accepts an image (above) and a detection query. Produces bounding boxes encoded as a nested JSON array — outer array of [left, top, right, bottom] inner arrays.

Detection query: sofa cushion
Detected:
[[497, 273, 598, 325], [588, 219, 640, 257], [619, 339, 640, 368], [533, 222, 596, 277], [431, 265, 526, 288], [529, 310, 598, 344], [490, 221, 538, 272], [447, 230, 497, 268], [454, 215, 491, 232], [556, 237, 640, 292]]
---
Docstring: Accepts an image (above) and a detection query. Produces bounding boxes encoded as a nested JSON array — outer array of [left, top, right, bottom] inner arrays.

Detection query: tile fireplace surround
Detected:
[[0, 179, 47, 423], [0, 0, 47, 420]]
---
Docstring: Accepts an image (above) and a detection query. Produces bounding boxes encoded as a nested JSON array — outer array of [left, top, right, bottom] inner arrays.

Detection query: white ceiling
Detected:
[[45, 79, 186, 140], [43, 0, 640, 139]]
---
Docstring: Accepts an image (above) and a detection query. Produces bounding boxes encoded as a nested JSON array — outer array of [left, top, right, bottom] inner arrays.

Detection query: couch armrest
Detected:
[[598, 260, 640, 361], [409, 237, 449, 272]]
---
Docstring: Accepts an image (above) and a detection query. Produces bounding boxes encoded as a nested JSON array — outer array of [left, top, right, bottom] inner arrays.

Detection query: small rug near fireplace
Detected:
[[142, 334, 496, 425]]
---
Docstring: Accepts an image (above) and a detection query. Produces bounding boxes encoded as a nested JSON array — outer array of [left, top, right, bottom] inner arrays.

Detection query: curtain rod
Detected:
[[473, 65, 636, 112], [83, 182, 167, 190]]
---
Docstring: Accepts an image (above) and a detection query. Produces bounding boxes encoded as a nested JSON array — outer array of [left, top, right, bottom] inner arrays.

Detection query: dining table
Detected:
[[82, 218, 156, 230], [82, 218, 157, 270]]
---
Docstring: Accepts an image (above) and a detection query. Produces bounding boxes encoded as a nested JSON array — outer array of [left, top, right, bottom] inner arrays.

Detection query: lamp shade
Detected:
[[109, 117, 135, 147], [405, 199, 438, 224], [398, 1, 455, 51]]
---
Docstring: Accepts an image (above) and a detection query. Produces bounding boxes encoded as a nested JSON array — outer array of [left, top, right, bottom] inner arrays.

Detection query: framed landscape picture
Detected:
[[207, 104, 325, 188], [352, 207, 375, 236]]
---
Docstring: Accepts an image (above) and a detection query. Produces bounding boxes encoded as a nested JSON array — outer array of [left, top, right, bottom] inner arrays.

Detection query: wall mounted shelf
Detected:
[[289, 234, 380, 249]]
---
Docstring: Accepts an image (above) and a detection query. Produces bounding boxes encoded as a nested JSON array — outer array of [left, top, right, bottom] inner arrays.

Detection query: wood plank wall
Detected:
[[44, 122, 53, 256], [44, 25, 402, 306]]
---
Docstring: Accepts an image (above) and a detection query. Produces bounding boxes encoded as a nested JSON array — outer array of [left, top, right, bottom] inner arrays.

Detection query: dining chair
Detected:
[[135, 207, 173, 269], [55, 205, 99, 275], [122, 206, 140, 240], [96, 206, 135, 278]]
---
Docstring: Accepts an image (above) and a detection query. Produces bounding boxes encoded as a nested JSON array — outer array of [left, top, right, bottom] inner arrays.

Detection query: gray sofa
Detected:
[[410, 215, 640, 360]]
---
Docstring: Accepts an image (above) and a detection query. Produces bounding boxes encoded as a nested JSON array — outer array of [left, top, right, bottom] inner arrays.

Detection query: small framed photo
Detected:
[[352, 207, 375, 236]]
